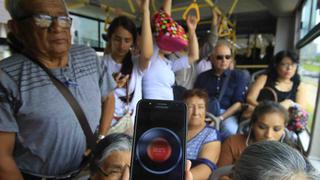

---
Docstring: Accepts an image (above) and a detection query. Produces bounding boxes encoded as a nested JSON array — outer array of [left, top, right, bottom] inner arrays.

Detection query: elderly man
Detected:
[[0, 0, 115, 179], [194, 42, 249, 141]]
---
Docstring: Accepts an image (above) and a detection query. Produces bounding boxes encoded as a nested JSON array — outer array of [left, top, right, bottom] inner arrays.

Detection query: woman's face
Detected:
[[186, 96, 206, 128], [276, 57, 298, 80], [91, 151, 131, 180], [110, 26, 134, 59], [253, 112, 286, 142]]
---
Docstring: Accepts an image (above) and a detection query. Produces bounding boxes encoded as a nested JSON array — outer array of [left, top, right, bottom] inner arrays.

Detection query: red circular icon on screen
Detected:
[[147, 137, 172, 162]]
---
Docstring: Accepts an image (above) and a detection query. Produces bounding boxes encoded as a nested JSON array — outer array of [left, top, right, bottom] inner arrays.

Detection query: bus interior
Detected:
[[0, 0, 320, 176]]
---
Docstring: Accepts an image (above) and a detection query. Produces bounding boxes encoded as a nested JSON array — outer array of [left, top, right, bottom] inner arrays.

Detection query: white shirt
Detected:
[[142, 45, 190, 100], [103, 54, 144, 124]]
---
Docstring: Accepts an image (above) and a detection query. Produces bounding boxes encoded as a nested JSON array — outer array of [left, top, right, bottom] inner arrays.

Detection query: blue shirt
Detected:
[[187, 126, 220, 160], [194, 69, 249, 110]]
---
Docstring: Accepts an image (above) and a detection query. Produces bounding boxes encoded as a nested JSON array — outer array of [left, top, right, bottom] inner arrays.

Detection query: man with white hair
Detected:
[[0, 0, 115, 179]]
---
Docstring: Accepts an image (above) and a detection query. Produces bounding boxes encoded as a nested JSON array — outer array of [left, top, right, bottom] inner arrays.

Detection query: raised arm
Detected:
[[139, 0, 153, 71], [191, 141, 221, 180], [162, 0, 172, 16], [246, 74, 267, 107], [186, 15, 199, 64], [199, 8, 220, 60], [0, 132, 23, 180]]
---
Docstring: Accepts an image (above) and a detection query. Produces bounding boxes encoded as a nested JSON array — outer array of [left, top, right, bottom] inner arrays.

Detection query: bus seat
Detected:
[[251, 69, 267, 82], [206, 112, 220, 131]]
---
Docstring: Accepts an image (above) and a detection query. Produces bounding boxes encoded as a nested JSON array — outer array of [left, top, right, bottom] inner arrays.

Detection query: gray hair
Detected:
[[96, 133, 132, 167], [5, 0, 69, 20], [233, 141, 320, 180]]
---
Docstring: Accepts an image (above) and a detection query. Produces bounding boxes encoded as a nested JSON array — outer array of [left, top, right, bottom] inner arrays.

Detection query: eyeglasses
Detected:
[[215, 54, 232, 60], [279, 63, 297, 69], [19, 14, 72, 28]]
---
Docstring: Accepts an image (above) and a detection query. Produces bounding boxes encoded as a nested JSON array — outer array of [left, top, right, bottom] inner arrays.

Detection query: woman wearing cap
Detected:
[[142, 0, 199, 100], [98, 0, 153, 137]]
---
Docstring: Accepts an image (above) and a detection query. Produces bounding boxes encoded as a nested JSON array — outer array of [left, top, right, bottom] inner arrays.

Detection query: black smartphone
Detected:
[[130, 99, 187, 180]]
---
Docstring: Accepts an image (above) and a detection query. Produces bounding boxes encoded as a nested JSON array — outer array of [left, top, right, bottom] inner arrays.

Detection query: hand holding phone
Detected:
[[130, 100, 187, 180], [113, 72, 130, 88]]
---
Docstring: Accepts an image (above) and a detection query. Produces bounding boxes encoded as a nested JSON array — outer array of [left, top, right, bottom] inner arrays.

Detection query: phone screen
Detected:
[[130, 99, 187, 180]]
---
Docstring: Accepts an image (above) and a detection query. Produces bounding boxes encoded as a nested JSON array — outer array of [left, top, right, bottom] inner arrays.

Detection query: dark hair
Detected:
[[246, 101, 290, 143], [267, 50, 301, 87], [250, 101, 289, 127], [107, 16, 137, 75], [183, 89, 209, 110]]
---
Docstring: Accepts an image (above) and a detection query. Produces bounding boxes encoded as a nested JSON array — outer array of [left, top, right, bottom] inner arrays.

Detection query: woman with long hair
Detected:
[[218, 101, 296, 168], [98, 0, 153, 137]]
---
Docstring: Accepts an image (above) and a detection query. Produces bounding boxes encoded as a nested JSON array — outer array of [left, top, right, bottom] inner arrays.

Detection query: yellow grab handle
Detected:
[[104, 16, 112, 32], [218, 18, 231, 37], [182, 2, 200, 22]]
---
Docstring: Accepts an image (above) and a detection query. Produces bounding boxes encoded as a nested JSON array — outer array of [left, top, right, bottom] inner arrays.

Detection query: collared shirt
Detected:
[[194, 69, 249, 110], [0, 45, 115, 176]]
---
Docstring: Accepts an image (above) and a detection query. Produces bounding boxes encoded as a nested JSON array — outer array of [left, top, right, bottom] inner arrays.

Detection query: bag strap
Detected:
[[25, 55, 97, 151], [263, 86, 278, 102], [217, 70, 231, 102]]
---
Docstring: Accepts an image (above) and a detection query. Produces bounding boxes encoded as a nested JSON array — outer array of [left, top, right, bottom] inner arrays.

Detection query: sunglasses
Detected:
[[19, 14, 72, 29], [215, 54, 232, 60]]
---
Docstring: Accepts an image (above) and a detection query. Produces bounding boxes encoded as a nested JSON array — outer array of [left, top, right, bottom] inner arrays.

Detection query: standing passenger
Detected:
[[0, 0, 115, 179], [99, 0, 153, 137], [142, 0, 199, 100]]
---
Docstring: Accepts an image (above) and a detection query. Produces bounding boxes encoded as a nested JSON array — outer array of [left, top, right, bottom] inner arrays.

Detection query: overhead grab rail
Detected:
[[182, 0, 201, 23], [128, 0, 136, 13], [204, 0, 238, 38]]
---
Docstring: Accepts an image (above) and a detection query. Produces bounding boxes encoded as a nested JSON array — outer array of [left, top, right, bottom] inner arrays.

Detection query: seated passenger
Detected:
[[218, 101, 297, 168], [183, 89, 221, 180], [246, 50, 307, 110], [194, 42, 249, 140], [233, 141, 320, 180], [90, 133, 193, 180]]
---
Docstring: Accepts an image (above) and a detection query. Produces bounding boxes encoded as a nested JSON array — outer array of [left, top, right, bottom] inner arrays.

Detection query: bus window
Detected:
[[297, 0, 320, 154]]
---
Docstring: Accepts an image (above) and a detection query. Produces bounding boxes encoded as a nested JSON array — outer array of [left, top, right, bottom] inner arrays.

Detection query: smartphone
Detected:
[[130, 99, 187, 180]]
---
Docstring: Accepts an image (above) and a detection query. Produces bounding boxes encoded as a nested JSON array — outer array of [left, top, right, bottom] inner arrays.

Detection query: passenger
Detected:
[[194, 42, 249, 140], [99, 0, 152, 137], [174, 8, 220, 90], [90, 133, 132, 180], [218, 101, 295, 168], [233, 141, 320, 180], [183, 89, 221, 180], [90, 133, 194, 180], [0, 0, 115, 179], [246, 50, 307, 109], [142, 0, 199, 100]]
